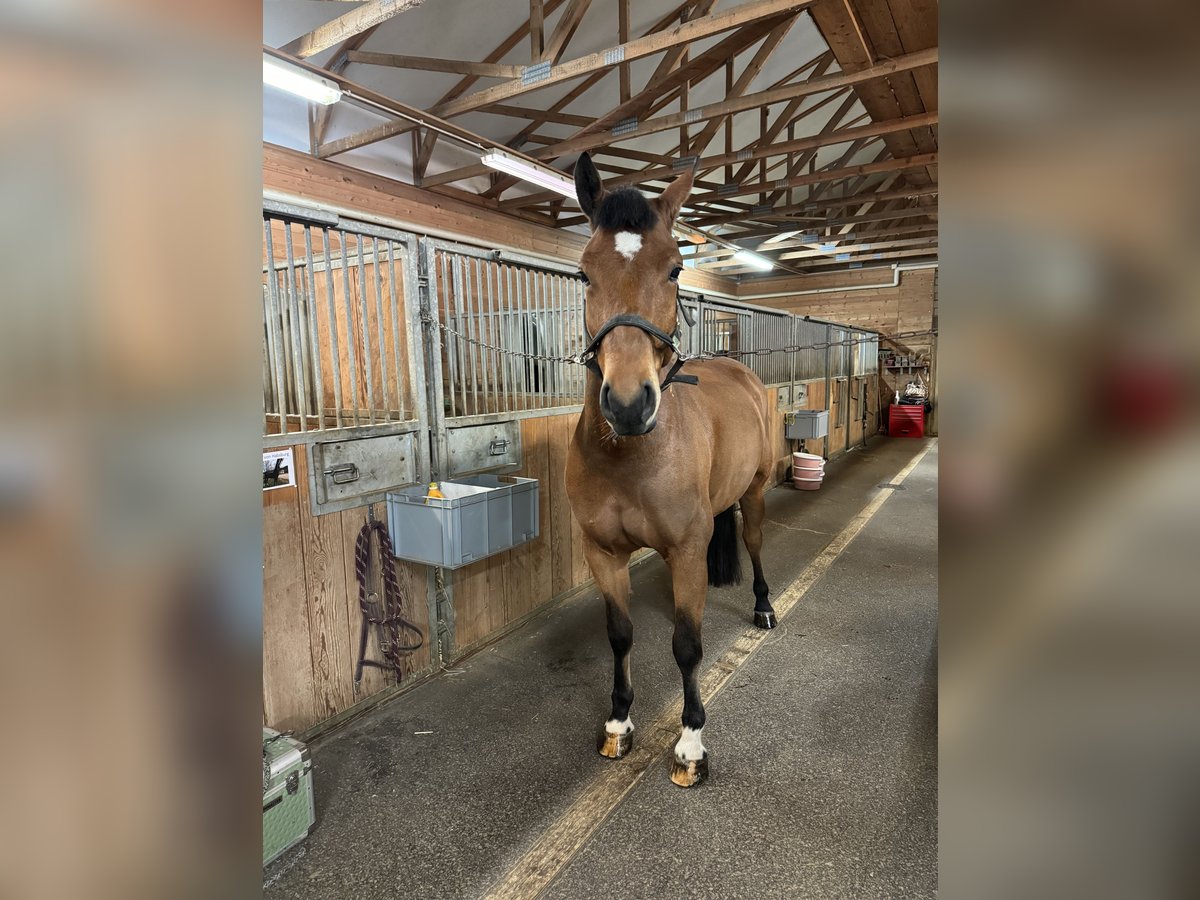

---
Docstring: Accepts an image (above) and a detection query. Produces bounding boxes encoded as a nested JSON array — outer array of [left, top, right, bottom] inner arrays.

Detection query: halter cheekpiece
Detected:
[[576, 269, 699, 391]]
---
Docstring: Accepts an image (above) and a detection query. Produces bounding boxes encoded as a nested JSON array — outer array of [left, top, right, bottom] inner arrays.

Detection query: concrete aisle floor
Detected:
[[265, 437, 937, 900]]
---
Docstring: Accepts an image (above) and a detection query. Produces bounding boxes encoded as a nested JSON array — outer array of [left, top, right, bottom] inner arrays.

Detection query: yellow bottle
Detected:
[[426, 482, 445, 502]]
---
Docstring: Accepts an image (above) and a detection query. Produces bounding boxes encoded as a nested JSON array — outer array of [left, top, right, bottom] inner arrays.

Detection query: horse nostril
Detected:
[[600, 382, 612, 413], [642, 382, 655, 408]]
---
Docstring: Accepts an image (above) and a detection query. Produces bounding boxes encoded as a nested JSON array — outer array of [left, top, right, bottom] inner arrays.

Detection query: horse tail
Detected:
[[707, 506, 743, 587]]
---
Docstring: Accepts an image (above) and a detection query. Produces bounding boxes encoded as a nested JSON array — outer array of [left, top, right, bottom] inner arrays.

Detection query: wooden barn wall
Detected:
[[263, 444, 433, 733], [742, 268, 935, 434], [262, 143, 736, 297]]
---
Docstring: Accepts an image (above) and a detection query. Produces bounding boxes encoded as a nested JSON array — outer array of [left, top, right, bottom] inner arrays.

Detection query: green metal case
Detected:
[[263, 728, 315, 867]]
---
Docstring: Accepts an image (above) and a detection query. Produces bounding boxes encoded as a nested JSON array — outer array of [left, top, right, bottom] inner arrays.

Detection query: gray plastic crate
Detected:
[[386, 475, 539, 568], [784, 410, 829, 439]]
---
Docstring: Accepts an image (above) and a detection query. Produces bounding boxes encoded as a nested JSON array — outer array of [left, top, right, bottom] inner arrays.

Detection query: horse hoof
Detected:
[[670, 752, 709, 787], [754, 610, 777, 630], [597, 728, 633, 759]]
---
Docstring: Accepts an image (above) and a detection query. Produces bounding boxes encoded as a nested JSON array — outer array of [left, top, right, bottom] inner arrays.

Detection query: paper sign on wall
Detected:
[[263, 448, 295, 492]]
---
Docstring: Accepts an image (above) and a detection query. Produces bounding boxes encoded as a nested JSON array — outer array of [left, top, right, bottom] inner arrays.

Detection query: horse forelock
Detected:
[[594, 187, 657, 233]]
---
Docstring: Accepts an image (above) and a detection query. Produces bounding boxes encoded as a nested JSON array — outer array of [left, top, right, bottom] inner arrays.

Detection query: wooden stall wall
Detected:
[[263, 445, 433, 733], [741, 268, 935, 436], [738, 268, 937, 355], [450, 411, 588, 654]]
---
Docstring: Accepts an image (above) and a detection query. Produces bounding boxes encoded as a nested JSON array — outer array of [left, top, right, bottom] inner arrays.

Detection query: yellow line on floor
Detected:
[[484, 442, 934, 900]]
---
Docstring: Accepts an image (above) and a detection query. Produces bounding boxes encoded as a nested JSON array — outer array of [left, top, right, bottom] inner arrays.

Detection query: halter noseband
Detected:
[[579, 313, 699, 390]]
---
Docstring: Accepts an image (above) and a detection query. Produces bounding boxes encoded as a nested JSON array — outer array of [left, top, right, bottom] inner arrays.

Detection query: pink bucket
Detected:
[[791, 451, 824, 471], [793, 475, 823, 491]]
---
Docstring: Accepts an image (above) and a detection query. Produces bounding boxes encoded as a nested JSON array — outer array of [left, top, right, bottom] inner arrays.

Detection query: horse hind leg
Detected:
[[740, 486, 776, 629]]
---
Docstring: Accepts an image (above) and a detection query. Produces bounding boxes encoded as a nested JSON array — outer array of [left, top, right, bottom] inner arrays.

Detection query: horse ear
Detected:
[[574, 152, 604, 224], [654, 168, 694, 225]]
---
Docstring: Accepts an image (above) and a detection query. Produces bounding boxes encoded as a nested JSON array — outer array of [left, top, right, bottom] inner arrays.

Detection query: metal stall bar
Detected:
[[320, 227, 344, 430], [371, 237, 389, 422], [340, 229, 361, 427], [386, 239, 405, 421], [472, 257, 492, 413], [303, 226, 326, 430], [263, 220, 288, 436], [282, 223, 310, 434], [354, 232, 377, 426], [458, 257, 479, 416]]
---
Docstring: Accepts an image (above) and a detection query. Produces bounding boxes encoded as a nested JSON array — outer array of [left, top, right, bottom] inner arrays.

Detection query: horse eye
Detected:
[[669, 265, 683, 283], [578, 270, 590, 285]]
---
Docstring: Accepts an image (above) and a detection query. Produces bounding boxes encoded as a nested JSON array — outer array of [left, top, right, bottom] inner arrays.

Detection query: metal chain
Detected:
[[420, 311, 586, 365], [422, 308, 935, 367]]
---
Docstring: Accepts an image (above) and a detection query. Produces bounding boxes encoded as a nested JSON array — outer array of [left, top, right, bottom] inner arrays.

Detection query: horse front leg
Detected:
[[582, 537, 635, 759], [666, 542, 711, 787]]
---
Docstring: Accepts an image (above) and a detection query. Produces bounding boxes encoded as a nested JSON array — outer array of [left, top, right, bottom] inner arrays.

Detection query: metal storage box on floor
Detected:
[[263, 728, 315, 867], [784, 410, 829, 439], [386, 475, 539, 568]]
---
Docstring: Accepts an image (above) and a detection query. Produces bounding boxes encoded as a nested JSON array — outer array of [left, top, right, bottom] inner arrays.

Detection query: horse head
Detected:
[[574, 152, 693, 436]]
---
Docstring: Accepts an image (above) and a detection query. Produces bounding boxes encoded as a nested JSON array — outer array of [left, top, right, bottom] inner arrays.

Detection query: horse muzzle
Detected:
[[600, 379, 659, 436]]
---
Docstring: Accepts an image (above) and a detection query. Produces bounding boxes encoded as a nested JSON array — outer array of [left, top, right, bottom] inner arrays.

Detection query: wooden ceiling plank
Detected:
[[808, 0, 927, 175], [282, 0, 426, 59]]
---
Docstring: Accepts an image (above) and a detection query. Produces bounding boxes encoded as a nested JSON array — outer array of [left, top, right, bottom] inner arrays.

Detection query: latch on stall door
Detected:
[[323, 463, 360, 484], [488, 438, 510, 456]]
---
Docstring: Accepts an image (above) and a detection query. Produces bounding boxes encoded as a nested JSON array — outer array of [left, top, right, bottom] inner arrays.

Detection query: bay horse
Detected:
[[565, 153, 776, 788]]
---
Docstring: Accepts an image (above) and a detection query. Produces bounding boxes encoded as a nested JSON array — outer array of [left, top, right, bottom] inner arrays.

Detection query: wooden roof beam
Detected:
[[539, 0, 593, 64], [432, 0, 818, 119], [346, 52, 525, 78], [687, 153, 937, 205], [282, 0, 426, 59], [426, 49, 937, 190]]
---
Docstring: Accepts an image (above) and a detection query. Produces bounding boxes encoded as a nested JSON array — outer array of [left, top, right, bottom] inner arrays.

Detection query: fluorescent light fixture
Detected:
[[734, 250, 774, 271], [263, 55, 342, 105], [480, 149, 576, 199]]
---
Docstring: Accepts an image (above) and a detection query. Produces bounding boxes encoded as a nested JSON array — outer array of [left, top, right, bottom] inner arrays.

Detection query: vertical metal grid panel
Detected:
[[859, 333, 880, 374], [830, 327, 849, 377], [750, 310, 791, 385], [851, 331, 877, 376], [434, 249, 585, 418], [794, 318, 827, 380], [262, 214, 415, 438]]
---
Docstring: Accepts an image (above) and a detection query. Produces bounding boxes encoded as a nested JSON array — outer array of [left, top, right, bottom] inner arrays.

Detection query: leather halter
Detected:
[[579, 313, 699, 390]]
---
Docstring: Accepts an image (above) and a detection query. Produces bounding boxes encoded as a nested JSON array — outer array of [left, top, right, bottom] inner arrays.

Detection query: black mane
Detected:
[[594, 187, 658, 232]]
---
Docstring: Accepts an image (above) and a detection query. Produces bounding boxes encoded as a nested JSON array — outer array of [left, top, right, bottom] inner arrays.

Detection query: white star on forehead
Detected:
[[613, 231, 642, 261]]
